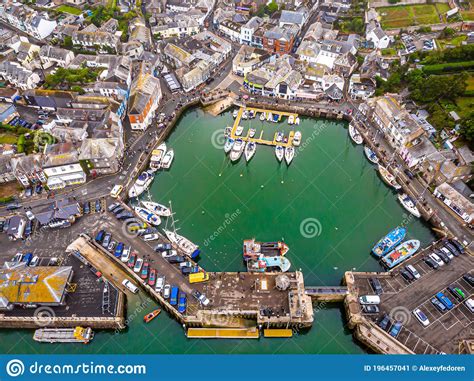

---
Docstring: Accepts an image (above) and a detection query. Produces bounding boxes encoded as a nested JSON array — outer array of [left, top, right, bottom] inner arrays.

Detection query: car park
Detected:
[[405, 264, 421, 280], [389, 321, 402, 338], [429, 253, 444, 267], [412, 308, 430, 327], [447, 285, 465, 301], [369, 278, 383, 295], [424, 256, 439, 269], [431, 297, 447, 312], [436, 292, 454, 310], [378, 314, 390, 330]]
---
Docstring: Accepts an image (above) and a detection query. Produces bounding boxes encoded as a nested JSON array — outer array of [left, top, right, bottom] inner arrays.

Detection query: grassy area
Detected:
[[379, 4, 441, 29], [0, 133, 17, 145], [435, 2, 451, 14], [466, 76, 474, 91], [56, 5, 82, 15], [436, 34, 467, 49], [441, 97, 474, 119], [423, 60, 474, 74]]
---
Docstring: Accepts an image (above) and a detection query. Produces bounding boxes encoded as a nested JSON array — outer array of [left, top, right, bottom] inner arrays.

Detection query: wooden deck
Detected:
[[230, 107, 299, 148]]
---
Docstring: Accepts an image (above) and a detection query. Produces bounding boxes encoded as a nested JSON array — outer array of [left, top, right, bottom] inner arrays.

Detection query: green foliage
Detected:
[[439, 27, 456, 39], [63, 36, 73, 49], [407, 70, 467, 103], [421, 44, 474, 65], [336, 17, 365, 34], [422, 61, 474, 75], [267, 1, 278, 13], [459, 113, 474, 149], [17, 134, 25, 153], [45, 67, 100, 88], [0, 196, 14, 204], [71, 86, 85, 94]]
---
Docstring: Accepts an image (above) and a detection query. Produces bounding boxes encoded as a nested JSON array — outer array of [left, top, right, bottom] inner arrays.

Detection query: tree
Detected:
[[459, 113, 474, 149], [64, 36, 73, 49], [267, 1, 278, 14]]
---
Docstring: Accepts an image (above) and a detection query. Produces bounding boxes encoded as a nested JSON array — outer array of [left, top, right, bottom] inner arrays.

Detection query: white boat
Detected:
[[164, 229, 200, 259], [285, 146, 295, 165], [378, 165, 402, 190], [275, 145, 284, 162], [260, 112, 266, 121], [293, 131, 302, 146], [134, 206, 161, 226], [275, 132, 283, 142], [295, 117, 300, 125], [33, 327, 94, 344], [224, 126, 232, 137], [267, 112, 273, 121], [161, 149, 174, 169], [249, 110, 255, 119], [224, 137, 234, 154], [141, 201, 172, 217], [244, 142, 256, 162], [241, 110, 248, 120], [235, 126, 244, 136], [288, 115, 294, 125], [128, 171, 154, 198], [233, 109, 238, 118], [349, 124, 363, 144], [364, 146, 379, 164], [230, 139, 244, 162], [249, 128, 256, 138], [398, 193, 421, 218], [149, 143, 167, 171]]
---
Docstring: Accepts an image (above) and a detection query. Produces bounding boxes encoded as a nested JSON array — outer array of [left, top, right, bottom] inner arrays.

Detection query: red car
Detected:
[[148, 269, 156, 286], [127, 253, 136, 268], [140, 262, 150, 280]]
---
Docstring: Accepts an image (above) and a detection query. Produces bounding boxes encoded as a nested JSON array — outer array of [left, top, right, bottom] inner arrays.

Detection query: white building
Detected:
[[366, 22, 390, 49], [43, 163, 86, 190]]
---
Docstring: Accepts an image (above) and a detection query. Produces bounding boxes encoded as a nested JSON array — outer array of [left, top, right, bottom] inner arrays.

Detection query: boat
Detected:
[[349, 124, 363, 144], [398, 193, 421, 218], [129, 171, 154, 198], [243, 239, 289, 260], [232, 109, 238, 118], [244, 141, 256, 162], [235, 126, 244, 136], [285, 146, 295, 165], [241, 110, 248, 120], [224, 126, 232, 137], [249, 128, 256, 138], [141, 201, 171, 217], [272, 113, 280, 123], [230, 139, 244, 162], [33, 327, 94, 344], [149, 143, 167, 171], [267, 112, 273, 121], [275, 132, 283, 142], [295, 117, 300, 125], [288, 115, 294, 125], [371, 227, 407, 257], [134, 206, 161, 226], [381, 240, 420, 269], [378, 165, 401, 190], [161, 149, 174, 169], [163, 229, 200, 259], [144, 309, 161, 323], [260, 112, 266, 121], [224, 137, 234, 154], [275, 145, 284, 162], [249, 110, 255, 119], [247, 256, 291, 273], [293, 131, 302, 146], [364, 146, 379, 164]]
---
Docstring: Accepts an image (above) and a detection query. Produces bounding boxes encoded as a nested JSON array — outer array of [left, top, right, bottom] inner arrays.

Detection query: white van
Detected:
[[359, 295, 381, 305], [122, 279, 139, 294], [406, 265, 421, 280], [465, 298, 474, 313]]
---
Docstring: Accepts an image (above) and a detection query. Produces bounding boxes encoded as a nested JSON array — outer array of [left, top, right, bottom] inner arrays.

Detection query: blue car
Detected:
[[389, 321, 402, 338], [95, 230, 105, 243], [22, 253, 33, 265], [436, 292, 454, 310], [170, 286, 179, 306], [114, 242, 124, 258], [178, 292, 187, 313]]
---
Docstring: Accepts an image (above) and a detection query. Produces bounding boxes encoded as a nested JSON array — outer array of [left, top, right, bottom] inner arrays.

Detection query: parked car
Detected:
[[122, 279, 138, 294], [163, 284, 171, 299], [133, 258, 144, 273], [359, 295, 380, 305], [114, 242, 124, 258], [429, 253, 444, 267], [140, 262, 150, 280], [107, 202, 120, 212], [102, 233, 112, 248], [155, 243, 172, 251], [463, 273, 474, 287], [24, 221, 32, 237], [107, 240, 116, 252], [465, 298, 474, 313], [436, 292, 454, 310], [22, 253, 33, 265], [155, 276, 165, 293], [128, 253, 137, 268], [413, 308, 430, 327], [378, 314, 391, 331], [143, 233, 159, 241], [404, 169, 415, 179], [400, 269, 414, 282], [148, 269, 156, 287], [439, 247, 454, 260], [177, 292, 187, 313], [121, 246, 131, 262], [369, 278, 383, 295], [192, 290, 210, 306], [423, 256, 439, 269], [30, 256, 40, 267], [95, 200, 102, 212], [449, 239, 465, 254], [362, 305, 379, 314], [405, 265, 421, 280], [83, 202, 90, 214], [170, 286, 179, 306], [95, 230, 105, 243], [12, 253, 23, 262], [435, 250, 450, 264], [167, 255, 185, 264], [431, 297, 447, 312], [389, 321, 402, 338], [443, 242, 459, 257], [447, 285, 465, 301]]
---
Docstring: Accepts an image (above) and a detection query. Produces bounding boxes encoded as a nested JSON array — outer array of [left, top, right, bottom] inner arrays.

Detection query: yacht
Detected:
[[364, 146, 379, 164], [267, 112, 273, 121], [161, 149, 174, 169], [295, 117, 300, 125], [149, 143, 167, 171], [293, 131, 301, 146], [134, 206, 161, 226], [349, 124, 363, 144], [285, 146, 295, 165], [275, 132, 283, 142], [241, 110, 248, 120], [129, 171, 154, 198], [378, 165, 402, 190], [398, 193, 421, 218], [141, 201, 172, 217], [224, 137, 234, 154], [232, 109, 238, 118], [275, 145, 284, 162], [164, 229, 200, 259], [244, 142, 256, 162], [249, 128, 256, 138], [260, 112, 266, 121], [230, 139, 244, 162], [288, 115, 294, 125], [235, 126, 244, 136]]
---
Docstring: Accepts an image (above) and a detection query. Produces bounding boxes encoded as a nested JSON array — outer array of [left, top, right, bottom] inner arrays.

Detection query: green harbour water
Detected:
[[3, 108, 436, 355]]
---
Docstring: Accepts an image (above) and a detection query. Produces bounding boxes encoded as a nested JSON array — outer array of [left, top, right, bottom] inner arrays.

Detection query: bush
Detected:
[[422, 61, 474, 75], [17, 134, 25, 153]]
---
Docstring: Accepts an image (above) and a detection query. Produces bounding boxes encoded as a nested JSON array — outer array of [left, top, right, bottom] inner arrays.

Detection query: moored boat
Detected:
[[260, 112, 266, 121], [364, 146, 379, 164], [232, 109, 238, 118], [129, 171, 154, 198], [275, 131, 283, 142], [144, 309, 161, 323], [272, 113, 280, 123], [377, 165, 401, 190], [163, 229, 200, 259], [293, 131, 302, 146], [241, 110, 248, 120], [288, 115, 294, 125], [134, 206, 161, 226], [243, 239, 289, 260], [372, 227, 407, 257], [275, 145, 284, 162], [247, 256, 291, 273], [381, 239, 420, 269], [244, 141, 256, 162], [267, 112, 273, 121], [349, 124, 363, 144], [398, 193, 421, 218], [249, 128, 256, 138], [249, 110, 255, 119], [141, 201, 171, 217], [235, 126, 244, 136], [161, 149, 174, 169], [285, 146, 295, 165], [33, 327, 94, 344], [149, 143, 167, 171], [230, 139, 244, 162], [224, 137, 234, 154], [295, 117, 300, 125]]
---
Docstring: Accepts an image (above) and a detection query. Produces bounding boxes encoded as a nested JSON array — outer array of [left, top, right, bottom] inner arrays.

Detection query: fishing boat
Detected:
[[293, 131, 302, 146], [144, 309, 161, 323], [275, 145, 284, 162], [129, 171, 154, 198], [232, 109, 238, 118], [230, 139, 244, 162], [349, 124, 363, 144], [398, 193, 421, 218], [149, 143, 167, 171], [371, 227, 407, 257], [164, 229, 200, 259], [134, 206, 161, 226], [249, 128, 256, 138], [378, 165, 401, 190], [33, 327, 94, 344], [241, 110, 248, 120], [267, 112, 273, 121], [364, 146, 379, 164], [381, 239, 420, 269], [141, 201, 171, 217], [285, 146, 295, 165], [288, 115, 294, 125], [235, 126, 244, 136], [260, 112, 266, 121], [243, 239, 289, 260], [247, 256, 291, 273], [244, 141, 256, 162], [161, 149, 174, 169], [224, 137, 234, 154], [295, 117, 300, 125]]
